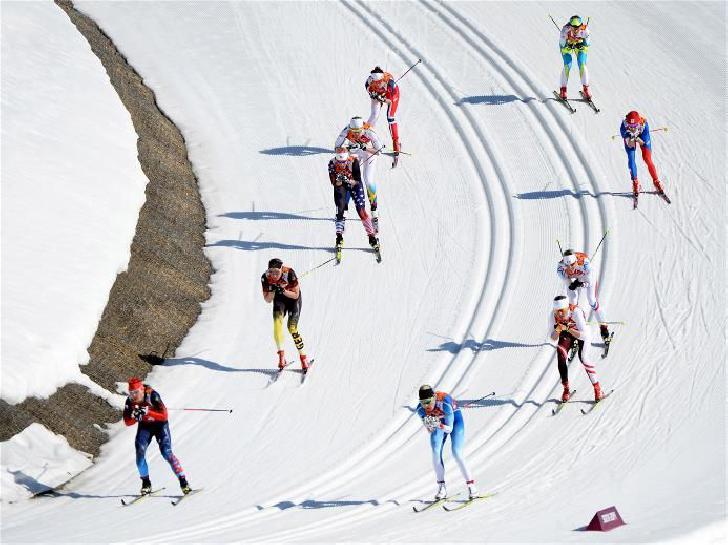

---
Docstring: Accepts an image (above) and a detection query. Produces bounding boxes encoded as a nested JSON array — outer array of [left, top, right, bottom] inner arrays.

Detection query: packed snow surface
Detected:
[[2, 1, 724, 543]]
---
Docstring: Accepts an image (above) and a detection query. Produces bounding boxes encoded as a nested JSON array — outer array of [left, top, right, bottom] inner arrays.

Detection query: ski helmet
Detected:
[[128, 377, 143, 394], [370, 66, 385, 81], [625, 110, 641, 127], [553, 295, 570, 310], [562, 249, 577, 266], [349, 116, 364, 132], [334, 147, 348, 162], [419, 384, 435, 403], [568, 15, 582, 27]]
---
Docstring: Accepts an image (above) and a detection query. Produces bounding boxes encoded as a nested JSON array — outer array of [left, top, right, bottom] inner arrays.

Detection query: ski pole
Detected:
[[587, 320, 625, 325], [548, 14, 561, 31], [556, 239, 564, 256], [395, 58, 421, 84], [168, 408, 233, 413], [611, 127, 669, 140], [460, 392, 496, 408], [300, 257, 336, 278], [590, 229, 609, 260]]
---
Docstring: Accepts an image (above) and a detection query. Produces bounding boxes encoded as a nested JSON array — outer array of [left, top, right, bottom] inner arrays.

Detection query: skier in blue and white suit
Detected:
[[416, 385, 477, 500]]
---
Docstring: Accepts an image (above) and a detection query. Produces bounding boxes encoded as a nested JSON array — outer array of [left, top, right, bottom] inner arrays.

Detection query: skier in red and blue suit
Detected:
[[620, 110, 665, 201], [123, 377, 191, 495], [416, 385, 477, 500]]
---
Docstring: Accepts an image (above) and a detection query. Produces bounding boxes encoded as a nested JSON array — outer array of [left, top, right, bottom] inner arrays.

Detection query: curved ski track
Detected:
[[136, 1, 615, 541]]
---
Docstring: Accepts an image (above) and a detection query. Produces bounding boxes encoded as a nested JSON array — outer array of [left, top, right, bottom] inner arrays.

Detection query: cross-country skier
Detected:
[[364, 66, 401, 167], [334, 116, 384, 233], [328, 147, 379, 259], [261, 258, 309, 372], [620, 110, 666, 205], [123, 377, 191, 495], [550, 296, 604, 402], [557, 248, 610, 342], [557, 15, 592, 100], [417, 385, 477, 500]]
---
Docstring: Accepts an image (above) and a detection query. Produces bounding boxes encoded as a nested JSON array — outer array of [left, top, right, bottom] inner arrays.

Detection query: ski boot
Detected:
[[140, 476, 152, 496], [593, 382, 603, 402], [371, 210, 379, 234], [300, 353, 309, 373], [392, 139, 401, 168], [632, 178, 640, 209], [466, 480, 478, 500], [335, 233, 343, 263], [368, 234, 380, 250], [277, 350, 286, 371], [600, 324, 610, 342], [434, 481, 447, 501], [179, 475, 191, 495], [559, 86, 567, 100], [581, 84, 592, 100], [562, 381, 571, 403]]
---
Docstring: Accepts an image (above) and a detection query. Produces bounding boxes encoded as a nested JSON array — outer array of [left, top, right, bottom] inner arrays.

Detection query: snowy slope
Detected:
[[0, 1, 147, 404], [2, 1, 724, 543]]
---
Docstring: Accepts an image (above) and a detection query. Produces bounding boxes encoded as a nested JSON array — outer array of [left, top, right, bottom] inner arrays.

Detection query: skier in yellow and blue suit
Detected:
[[558, 15, 592, 100], [416, 385, 477, 500]]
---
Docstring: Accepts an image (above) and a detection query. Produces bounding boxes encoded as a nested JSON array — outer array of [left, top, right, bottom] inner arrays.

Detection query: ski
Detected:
[[657, 190, 672, 204], [580, 389, 615, 415], [442, 492, 496, 512], [392, 142, 401, 169], [300, 359, 315, 385], [551, 390, 576, 415], [372, 244, 382, 263], [268, 361, 294, 385], [578, 91, 601, 113], [601, 332, 614, 359], [120, 487, 165, 507], [171, 488, 203, 506], [633, 190, 639, 210], [553, 91, 576, 113], [412, 493, 461, 513], [335, 242, 343, 264]]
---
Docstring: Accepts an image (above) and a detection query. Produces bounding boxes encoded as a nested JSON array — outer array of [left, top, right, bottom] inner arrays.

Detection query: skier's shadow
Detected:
[[427, 338, 548, 353], [162, 357, 279, 379], [259, 145, 332, 156], [208, 239, 370, 253], [258, 498, 400, 510], [219, 211, 332, 222], [454, 94, 536, 106], [514, 189, 633, 200], [401, 396, 544, 413]]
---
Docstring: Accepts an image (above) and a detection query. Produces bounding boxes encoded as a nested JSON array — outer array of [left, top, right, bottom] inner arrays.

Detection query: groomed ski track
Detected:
[[3, 2, 723, 543]]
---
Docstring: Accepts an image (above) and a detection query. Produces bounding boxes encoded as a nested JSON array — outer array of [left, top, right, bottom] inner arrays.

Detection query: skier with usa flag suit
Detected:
[[417, 385, 477, 501]]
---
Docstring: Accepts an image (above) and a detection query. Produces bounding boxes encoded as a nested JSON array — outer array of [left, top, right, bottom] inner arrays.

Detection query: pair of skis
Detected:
[[120, 487, 203, 507], [551, 388, 615, 416], [335, 241, 382, 264], [552, 90, 600, 114], [633, 188, 672, 210], [270, 359, 315, 385], [412, 492, 495, 513]]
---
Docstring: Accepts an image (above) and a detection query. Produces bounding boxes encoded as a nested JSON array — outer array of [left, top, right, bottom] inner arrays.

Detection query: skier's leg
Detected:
[[450, 411, 473, 482], [560, 51, 572, 88], [577, 340, 599, 385], [156, 422, 185, 478], [367, 98, 381, 127], [566, 286, 578, 308], [387, 88, 401, 151], [287, 297, 306, 357], [556, 334, 571, 383], [334, 185, 347, 236], [273, 309, 285, 352], [576, 50, 589, 86], [586, 283, 606, 323], [640, 144, 660, 183], [429, 429, 446, 482], [353, 183, 375, 235], [625, 145, 638, 181], [135, 427, 153, 478], [362, 158, 378, 212]]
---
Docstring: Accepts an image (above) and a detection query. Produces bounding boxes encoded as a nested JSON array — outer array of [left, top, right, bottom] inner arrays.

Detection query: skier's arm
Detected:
[[123, 398, 136, 426], [334, 127, 349, 149], [280, 269, 300, 300], [328, 160, 337, 185], [570, 310, 588, 340], [640, 121, 652, 146], [368, 130, 384, 153], [438, 403, 454, 433], [142, 391, 168, 422], [559, 26, 568, 48], [261, 274, 275, 303]]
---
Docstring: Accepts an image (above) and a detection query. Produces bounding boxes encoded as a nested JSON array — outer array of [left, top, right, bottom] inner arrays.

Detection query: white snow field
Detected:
[[2, 1, 725, 543], [1, 1, 147, 405]]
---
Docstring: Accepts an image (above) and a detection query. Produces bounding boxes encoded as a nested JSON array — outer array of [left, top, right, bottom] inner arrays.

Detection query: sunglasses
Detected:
[[419, 397, 434, 406]]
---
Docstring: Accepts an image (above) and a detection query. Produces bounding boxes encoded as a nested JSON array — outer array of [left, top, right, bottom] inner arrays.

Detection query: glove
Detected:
[[348, 142, 365, 151], [423, 415, 441, 432], [369, 92, 384, 102], [335, 173, 348, 186], [133, 406, 148, 422], [568, 279, 584, 291], [273, 284, 285, 295]]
